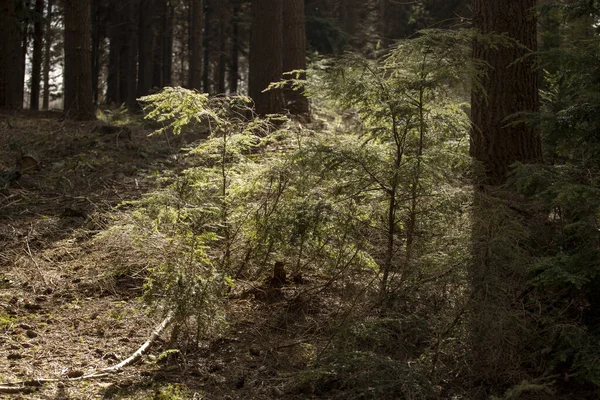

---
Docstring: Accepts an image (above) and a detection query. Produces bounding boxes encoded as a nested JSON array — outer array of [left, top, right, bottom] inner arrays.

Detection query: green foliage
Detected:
[[502, 1, 600, 388], [96, 104, 137, 126], [0, 310, 16, 330], [307, 29, 474, 294], [135, 30, 479, 398]]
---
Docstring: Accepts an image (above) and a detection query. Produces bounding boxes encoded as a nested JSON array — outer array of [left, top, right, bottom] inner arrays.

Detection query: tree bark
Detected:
[[137, 0, 156, 98], [152, 0, 167, 89], [0, 0, 24, 109], [216, 0, 230, 94], [229, 0, 240, 93], [282, 0, 309, 115], [470, 0, 542, 184], [64, 0, 95, 119], [126, 0, 139, 109], [20, 1, 31, 108], [249, 0, 284, 115], [189, 0, 203, 89], [163, 2, 174, 87], [469, 0, 542, 387], [42, 0, 53, 110], [202, 0, 215, 93], [30, 0, 44, 110], [106, 0, 120, 104]]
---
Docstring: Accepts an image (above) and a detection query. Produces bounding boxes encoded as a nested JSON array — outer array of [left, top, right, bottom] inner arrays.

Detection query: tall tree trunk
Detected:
[[0, 0, 24, 109], [42, 0, 53, 110], [63, 0, 95, 119], [469, 0, 542, 387], [378, 0, 388, 48], [282, 0, 309, 115], [339, 0, 358, 46], [229, 0, 240, 93], [163, 2, 174, 86], [152, 0, 167, 89], [106, 0, 121, 104], [249, 0, 284, 115], [202, 0, 214, 93], [20, 1, 31, 108], [125, 0, 139, 109], [470, 0, 542, 184], [216, 0, 229, 94], [137, 0, 156, 97], [189, 0, 203, 89], [120, 0, 134, 102], [30, 0, 44, 110], [91, 0, 106, 105]]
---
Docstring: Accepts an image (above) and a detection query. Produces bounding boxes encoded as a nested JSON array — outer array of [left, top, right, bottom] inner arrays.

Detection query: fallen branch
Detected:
[[0, 314, 173, 393]]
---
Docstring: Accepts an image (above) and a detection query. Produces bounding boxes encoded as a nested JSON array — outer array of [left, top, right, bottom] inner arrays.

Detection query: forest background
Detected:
[[1, 0, 600, 399]]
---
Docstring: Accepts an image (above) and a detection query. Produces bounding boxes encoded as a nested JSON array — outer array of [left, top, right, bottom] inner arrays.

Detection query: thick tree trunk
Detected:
[[64, 0, 95, 119], [282, 0, 309, 115], [188, 0, 203, 89], [0, 0, 24, 109], [469, 0, 542, 388], [249, 0, 284, 115], [42, 0, 53, 110], [30, 0, 44, 110], [470, 0, 542, 184]]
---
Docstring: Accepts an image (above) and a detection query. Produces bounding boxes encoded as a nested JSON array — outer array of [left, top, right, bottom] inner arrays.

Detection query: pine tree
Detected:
[[470, 0, 542, 183], [0, 0, 25, 109], [249, 0, 284, 115], [189, 0, 204, 90], [469, 0, 542, 386], [64, 0, 95, 119], [30, 0, 44, 110], [283, 0, 309, 115], [42, 0, 53, 110]]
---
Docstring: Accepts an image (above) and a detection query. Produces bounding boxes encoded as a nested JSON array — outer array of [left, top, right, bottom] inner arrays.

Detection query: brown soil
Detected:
[[0, 111, 346, 400]]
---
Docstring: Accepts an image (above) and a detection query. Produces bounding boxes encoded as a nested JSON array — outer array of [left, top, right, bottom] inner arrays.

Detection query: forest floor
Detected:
[[0, 111, 342, 400]]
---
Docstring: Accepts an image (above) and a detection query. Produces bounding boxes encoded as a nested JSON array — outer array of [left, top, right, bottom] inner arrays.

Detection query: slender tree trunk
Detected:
[[152, 0, 167, 89], [91, 0, 100, 105], [378, 0, 388, 48], [106, 0, 120, 104], [64, 0, 95, 119], [20, 1, 31, 108], [339, 0, 358, 47], [137, 0, 156, 97], [202, 0, 214, 93], [282, 0, 309, 115], [249, 0, 284, 115], [42, 0, 53, 110], [0, 0, 24, 109], [163, 2, 174, 86], [229, 0, 240, 93], [126, 0, 139, 109], [189, 0, 203, 89], [30, 0, 44, 110], [216, 0, 229, 94]]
